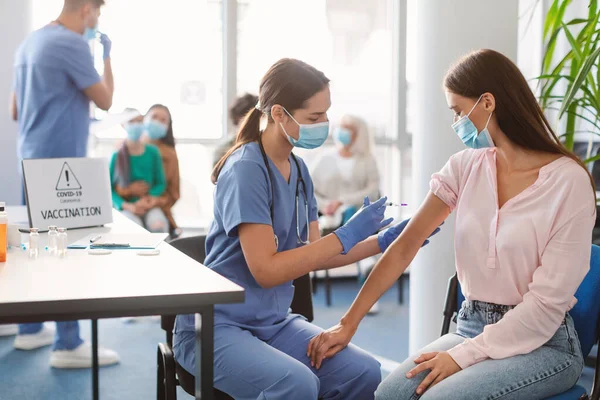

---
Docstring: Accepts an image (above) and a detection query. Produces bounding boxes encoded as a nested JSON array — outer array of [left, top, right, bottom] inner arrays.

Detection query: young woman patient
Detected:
[[308, 49, 596, 400]]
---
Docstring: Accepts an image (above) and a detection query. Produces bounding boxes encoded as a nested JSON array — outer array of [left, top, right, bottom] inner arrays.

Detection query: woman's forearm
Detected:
[[246, 232, 344, 288], [342, 239, 418, 327], [318, 235, 380, 270]]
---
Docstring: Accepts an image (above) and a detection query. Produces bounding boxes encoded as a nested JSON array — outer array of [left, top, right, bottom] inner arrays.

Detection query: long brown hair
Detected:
[[444, 49, 596, 197], [211, 58, 330, 184]]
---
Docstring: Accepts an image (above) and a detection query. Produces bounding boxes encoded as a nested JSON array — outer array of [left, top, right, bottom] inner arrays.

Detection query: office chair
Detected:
[[158, 235, 315, 400], [440, 245, 600, 400]]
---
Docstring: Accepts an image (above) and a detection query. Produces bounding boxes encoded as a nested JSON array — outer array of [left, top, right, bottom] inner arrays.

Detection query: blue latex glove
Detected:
[[99, 33, 112, 60], [334, 197, 393, 255], [377, 218, 443, 253]]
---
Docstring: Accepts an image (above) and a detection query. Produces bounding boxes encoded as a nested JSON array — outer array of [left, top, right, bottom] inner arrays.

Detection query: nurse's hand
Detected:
[[378, 219, 443, 253], [334, 196, 392, 254], [100, 33, 112, 60], [307, 320, 357, 370]]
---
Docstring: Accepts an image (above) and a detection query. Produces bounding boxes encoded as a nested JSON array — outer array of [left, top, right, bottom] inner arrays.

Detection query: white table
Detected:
[[0, 207, 244, 400]]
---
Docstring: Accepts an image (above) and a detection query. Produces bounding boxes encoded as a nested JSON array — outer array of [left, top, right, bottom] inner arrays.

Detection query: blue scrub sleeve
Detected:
[[217, 160, 272, 237], [63, 39, 101, 90]]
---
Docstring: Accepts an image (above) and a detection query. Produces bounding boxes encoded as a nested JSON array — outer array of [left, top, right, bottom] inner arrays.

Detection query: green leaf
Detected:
[[562, 23, 583, 62], [584, 153, 600, 164], [544, 0, 560, 39], [559, 46, 600, 117]]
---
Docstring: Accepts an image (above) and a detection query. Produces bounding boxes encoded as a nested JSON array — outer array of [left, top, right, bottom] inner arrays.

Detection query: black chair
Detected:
[[157, 235, 315, 400]]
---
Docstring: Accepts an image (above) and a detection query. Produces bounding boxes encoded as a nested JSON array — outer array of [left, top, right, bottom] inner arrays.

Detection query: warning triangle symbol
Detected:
[[56, 162, 82, 191]]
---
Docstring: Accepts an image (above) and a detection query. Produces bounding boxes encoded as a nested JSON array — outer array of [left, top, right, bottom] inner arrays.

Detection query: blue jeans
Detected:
[[18, 322, 83, 351], [376, 300, 584, 400], [174, 317, 381, 400], [121, 207, 169, 233]]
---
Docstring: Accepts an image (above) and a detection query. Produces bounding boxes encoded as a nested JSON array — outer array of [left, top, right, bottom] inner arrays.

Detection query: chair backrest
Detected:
[[451, 245, 600, 357], [571, 244, 600, 356]]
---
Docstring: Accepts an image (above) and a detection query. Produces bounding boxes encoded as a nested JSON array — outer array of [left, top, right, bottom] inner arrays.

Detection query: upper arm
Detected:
[[62, 39, 106, 108], [238, 223, 278, 282], [9, 91, 17, 121], [388, 192, 451, 255]]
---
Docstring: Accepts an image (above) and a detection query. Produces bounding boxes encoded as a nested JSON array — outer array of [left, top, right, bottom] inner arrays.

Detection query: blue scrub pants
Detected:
[[174, 318, 381, 400], [19, 185, 83, 352], [18, 322, 83, 351]]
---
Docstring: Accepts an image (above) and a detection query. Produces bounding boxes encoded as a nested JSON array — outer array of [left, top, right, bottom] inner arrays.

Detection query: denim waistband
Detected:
[[462, 299, 516, 314]]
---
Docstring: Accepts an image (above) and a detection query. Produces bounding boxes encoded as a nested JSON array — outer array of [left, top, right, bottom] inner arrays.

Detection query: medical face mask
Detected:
[[334, 127, 352, 146], [84, 26, 98, 41], [451, 95, 495, 149], [124, 123, 144, 142], [280, 107, 329, 149], [145, 120, 168, 140]]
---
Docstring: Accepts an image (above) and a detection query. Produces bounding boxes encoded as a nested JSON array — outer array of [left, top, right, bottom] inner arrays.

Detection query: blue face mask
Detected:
[[124, 123, 144, 142], [334, 128, 352, 146], [280, 107, 329, 149], [145, 120, 168, 140], [451, 95, 495, 149], [84, 26, 98, 41]]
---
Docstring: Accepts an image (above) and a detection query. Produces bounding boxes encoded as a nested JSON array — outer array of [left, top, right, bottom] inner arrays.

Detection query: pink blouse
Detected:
[[430, 148, 596, 369]]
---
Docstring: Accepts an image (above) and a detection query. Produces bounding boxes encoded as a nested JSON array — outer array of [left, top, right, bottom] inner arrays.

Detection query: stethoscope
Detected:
[[258, 134, 310, 248]]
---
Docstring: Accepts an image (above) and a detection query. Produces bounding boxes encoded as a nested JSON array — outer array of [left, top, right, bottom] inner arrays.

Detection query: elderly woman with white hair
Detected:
[[311, 114, 383, 312], [311, 114, 380, 226]]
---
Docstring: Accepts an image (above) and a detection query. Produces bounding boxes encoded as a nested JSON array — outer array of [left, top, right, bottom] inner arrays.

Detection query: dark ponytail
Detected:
[[211, 106, 262, 183], [211, 58, 330, 184]]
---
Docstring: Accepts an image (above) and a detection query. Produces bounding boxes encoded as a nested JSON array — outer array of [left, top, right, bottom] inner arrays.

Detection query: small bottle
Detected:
[[29, 228, 39, 259], [57, 227, 68, 257], [47, 226, 58, 255], [0, 202, 7, 263]]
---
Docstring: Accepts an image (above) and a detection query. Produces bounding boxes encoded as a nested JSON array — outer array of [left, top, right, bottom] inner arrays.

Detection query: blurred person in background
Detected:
[[213, 93, 259, 167]]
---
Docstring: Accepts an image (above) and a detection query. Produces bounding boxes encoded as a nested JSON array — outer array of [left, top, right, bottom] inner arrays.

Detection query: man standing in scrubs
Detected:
[[8, 0, 118, 368]]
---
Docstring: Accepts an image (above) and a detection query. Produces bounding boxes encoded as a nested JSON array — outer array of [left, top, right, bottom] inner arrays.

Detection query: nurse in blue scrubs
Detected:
[[173, 59, 435, 400]]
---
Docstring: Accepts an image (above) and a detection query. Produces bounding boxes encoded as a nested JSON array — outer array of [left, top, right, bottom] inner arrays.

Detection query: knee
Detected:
[[354, 353, 382, 395], [274, 365, 319, 399], [375, 373, 414, 400]]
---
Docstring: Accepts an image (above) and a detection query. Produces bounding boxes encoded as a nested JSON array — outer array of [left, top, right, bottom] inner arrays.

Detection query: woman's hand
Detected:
[[406, 351, 461, 395], [122, 202, 145, 216], [307, 320, 357, 369], [128, 181, 149, 197]]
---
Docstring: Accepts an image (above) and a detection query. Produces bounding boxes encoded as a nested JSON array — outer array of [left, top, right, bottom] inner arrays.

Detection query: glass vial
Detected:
[[47, 226, 58, 255], [29, 228, 39, 259], [57, 227, 68, 257]]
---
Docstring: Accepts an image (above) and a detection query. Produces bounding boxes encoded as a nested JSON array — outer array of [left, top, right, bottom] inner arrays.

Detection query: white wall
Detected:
[[409, 0, 519, 354], [0, 0, 32, 205]]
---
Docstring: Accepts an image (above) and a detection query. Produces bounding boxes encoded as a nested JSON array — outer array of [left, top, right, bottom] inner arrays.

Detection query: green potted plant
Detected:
[[537, 0, 600, 164]]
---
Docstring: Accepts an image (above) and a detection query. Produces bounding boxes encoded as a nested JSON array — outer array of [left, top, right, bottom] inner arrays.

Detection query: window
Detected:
[[237, 0, 394, 140], [93, 0, 223, 141]]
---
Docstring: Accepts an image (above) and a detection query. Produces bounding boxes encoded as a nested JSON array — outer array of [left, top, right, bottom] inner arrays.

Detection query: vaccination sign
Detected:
[[22, 158, 113, 230]]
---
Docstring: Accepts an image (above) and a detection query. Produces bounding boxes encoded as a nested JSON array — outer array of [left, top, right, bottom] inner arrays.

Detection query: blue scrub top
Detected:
[[14, 24, 101, 159], [175, 142, 318, 339]]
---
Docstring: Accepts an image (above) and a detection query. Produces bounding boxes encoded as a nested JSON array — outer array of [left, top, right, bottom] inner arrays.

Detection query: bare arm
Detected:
[[9, 91, 17, 121], [83, 59, 114, 111], [308, 192, 450, 367], [342, 192, 450, 326], [238, 221, 344, 288]]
